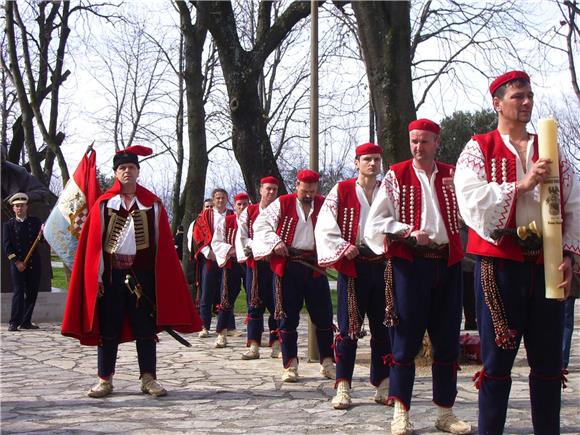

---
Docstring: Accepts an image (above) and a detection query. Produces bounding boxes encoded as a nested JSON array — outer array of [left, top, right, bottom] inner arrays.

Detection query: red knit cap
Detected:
[[355, 143, 382, 156], [233, 192, 249, 202], [297, 169, 320, 183], [489, 71, 530, 96], [408, 118, 441, 135], [260, 176, 279, 186]]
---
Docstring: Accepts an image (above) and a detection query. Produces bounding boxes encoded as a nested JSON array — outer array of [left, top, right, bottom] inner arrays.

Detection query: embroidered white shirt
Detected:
[[315, 181, 379, 266]]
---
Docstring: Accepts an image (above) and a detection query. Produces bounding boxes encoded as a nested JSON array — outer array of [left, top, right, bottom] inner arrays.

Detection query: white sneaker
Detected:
[[87, 378, 113, 398], [241, 343, 260, 360], [331, 380, 351, 409], [374, 378, 391, 405], [140, 373, 167, 397], [215, 333, 227, 348], [270, 340, 281, 359], [320, 358, 336, 380], [281, 366, 299, 382], [198, 328, 209, 338], [227, 329, 243, 337], [435, 412, 472, 434], [391, 411, 413, 435]]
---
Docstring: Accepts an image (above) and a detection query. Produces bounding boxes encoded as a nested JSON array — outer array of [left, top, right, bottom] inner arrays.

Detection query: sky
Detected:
[[31, 0, 579, 195]]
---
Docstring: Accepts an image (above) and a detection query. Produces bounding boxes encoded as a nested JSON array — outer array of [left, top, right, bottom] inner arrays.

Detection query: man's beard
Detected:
[[301, 197, 313, 204]]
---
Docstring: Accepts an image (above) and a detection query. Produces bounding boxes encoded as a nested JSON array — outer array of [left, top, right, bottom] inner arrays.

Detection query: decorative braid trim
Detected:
[[249, 262, 262, 308], [347, 277, 364, 339], [472, 368, 511, 390], [219, 268, 231, 311], [274, 275, 286, 320], [383, 259, 399, 327], [480, 257, 517, 349], [332, 333, 344, 363], [530, 369, 569, 389], [382, 353, 414, 367]]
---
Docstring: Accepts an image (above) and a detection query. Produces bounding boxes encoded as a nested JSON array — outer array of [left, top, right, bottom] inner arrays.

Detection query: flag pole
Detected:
[[308, 0, 320, 363]]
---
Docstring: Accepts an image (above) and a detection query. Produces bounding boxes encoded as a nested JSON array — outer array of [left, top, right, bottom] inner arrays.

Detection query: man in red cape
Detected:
[[62, 145, 202, 398]]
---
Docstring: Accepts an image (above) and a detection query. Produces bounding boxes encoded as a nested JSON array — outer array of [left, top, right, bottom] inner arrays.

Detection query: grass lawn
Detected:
[[51, 263, 68, 290], [232, 270, 338, 315], [52, 261, 339, 315]]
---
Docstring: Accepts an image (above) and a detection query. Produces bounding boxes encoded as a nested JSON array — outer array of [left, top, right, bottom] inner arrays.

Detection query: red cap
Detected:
[[408, 118, 440, 135], [260, 176, 279, 186], [113, 145, 153, 169], [233, 192, 249, 202], [355, 143, 382, 156], [115, 145, 152, 157], [489, 71, 530, 96], [297, 169, 320, 183]]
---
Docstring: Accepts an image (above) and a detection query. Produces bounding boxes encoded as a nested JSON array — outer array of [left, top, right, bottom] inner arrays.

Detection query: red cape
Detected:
[[61, 180, 202, 345]]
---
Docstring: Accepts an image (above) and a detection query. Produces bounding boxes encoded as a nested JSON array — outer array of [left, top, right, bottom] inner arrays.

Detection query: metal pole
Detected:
[[308, 0, 320, 363]]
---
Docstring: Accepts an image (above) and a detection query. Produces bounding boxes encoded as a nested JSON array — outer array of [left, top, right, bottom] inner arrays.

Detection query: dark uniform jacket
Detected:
[[3, 216, 42, 267]]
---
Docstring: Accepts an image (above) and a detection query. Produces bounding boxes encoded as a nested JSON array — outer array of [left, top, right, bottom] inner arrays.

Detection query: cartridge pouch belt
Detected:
[[522, 248, 541, 262], [356, 254, 385, 263], [288, 249, 317, 265], [112, 253, 135, 270], [413, 244, 449, 260]]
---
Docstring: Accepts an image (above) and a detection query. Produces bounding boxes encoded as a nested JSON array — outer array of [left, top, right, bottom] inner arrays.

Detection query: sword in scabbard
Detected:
[[490, 221, 542, 250], [124, 274, 192, 347]]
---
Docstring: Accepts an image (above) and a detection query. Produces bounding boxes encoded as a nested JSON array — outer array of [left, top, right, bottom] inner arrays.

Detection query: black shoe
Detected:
[[8, 324, 18, 332], [20, 323, 39, 330]]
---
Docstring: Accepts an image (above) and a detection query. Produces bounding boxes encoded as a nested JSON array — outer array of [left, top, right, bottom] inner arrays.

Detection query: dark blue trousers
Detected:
[[216, 263, 246, 332], [97, 269, 156, 379], [335, 261, 391, 387], [245, 261, 277, 346], [199, 258, 235, 331], [389, 257, 463, 410], [475, 257, 564, 435], [9, 264, 40, 327], [277, 261, 334, 367]]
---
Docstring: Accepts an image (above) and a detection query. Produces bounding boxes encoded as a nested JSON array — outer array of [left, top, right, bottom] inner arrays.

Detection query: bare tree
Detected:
[[331, 1, 543, 165], [537, 0, 580, 103], [87, 15, 175, 153], [537, 93, 580, 170], [192, 1, 329, 200], [0, 35, 18, 147], [352, 1, 416, 165], [2, 0, 120, 187], [561, 0, 580, 102], [176, 1, 212, 238]]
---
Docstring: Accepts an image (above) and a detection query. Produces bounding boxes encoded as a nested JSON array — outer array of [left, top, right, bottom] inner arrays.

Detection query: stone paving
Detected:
[[1, 314, 578, 434]]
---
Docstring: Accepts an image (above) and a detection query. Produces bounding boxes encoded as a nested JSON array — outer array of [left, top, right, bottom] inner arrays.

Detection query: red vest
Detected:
[[270, 193, 325, 276], [389, 160, 463, 266], [246, 204, 261, 240], [467, 130, 538, 261], [192, 208, 233, 260], [333, 178, 361, 277]]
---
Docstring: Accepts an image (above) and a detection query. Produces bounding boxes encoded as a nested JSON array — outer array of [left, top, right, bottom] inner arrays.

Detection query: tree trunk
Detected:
[[352, 2, 415, 166], [178, 2, 210, 236], [171, 32, 186, 234], [198, 1, 318, 200], [228, 71, 286, 200]]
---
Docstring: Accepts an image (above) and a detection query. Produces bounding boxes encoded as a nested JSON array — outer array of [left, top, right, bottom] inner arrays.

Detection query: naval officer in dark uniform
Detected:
[[3, 192, 43, 331]]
